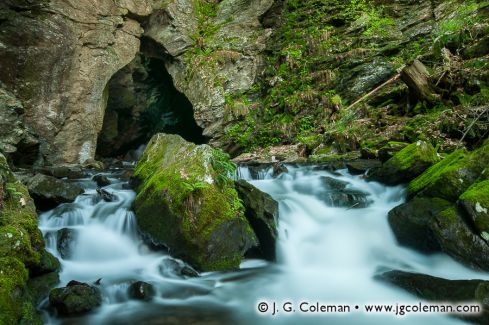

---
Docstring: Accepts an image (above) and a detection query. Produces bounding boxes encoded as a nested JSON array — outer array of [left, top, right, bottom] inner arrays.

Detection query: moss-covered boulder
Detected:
[[370, 141, 440, 185], [459, 180, 489, 236], [133, 134, 256, 271], [49, 281, 101, 316], [408, 142, 489, 200], [431, 207, 489, 271]]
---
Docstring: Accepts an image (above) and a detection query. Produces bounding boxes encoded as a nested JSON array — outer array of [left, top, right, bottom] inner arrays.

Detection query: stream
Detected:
[[38, 165, 488, 325]]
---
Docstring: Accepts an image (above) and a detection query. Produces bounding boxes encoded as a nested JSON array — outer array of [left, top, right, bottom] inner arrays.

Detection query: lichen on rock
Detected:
[[133, 133, 256, 271]]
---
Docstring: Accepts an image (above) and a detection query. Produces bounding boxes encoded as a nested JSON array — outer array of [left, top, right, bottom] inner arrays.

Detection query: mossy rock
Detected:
[[431, 206, 489, 271], [377, 141, 409, 163], [387, 197, 449, 253], [0, 257, 42, 325], [134, 134, 256, 271], [459, 180, 489, 235], [370, 141, 440, 185], [49, 281, 102, 316], [28, 271, 59, 305]]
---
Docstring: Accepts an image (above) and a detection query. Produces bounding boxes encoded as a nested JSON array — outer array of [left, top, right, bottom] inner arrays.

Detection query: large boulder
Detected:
[[377, 270, 489, 324], [49, 281, 102, 316], [23, 174, 84, 211], [370, 141, 440, 185], [235, 180, 278, 261], [408, 142, 489, 200], [387, 197, 448, 253], [459, 181, 489, 235], [133, 134, 256, 271]]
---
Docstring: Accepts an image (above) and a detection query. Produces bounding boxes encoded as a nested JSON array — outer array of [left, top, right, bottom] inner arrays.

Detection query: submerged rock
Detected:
[[370, 141, 440, 185], [96, 188, 117, 203], [56, 228, 77, 259], [236, 180, 278, 260], [128, 281, 155, 301], [319, 176, 373, 209], [49, 281, 102, 316], [92, 174, 111, 187], [24, 174, 84, 211], [133, 134, 256, 271]]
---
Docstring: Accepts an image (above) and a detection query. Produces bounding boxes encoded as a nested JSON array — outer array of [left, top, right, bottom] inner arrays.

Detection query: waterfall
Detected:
[[38, 167, 487, 324]]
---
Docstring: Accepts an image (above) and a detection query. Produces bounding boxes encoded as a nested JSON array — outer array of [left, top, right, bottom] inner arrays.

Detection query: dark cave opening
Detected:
[[96, 55, 206, 159]]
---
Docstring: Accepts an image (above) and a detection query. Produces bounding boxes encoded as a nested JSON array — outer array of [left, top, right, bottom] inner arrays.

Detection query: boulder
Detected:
[[24, 174, 84, 211], [127, 281, 155, 301], [49, 281, 102, 316], [236, 180, 278, 260], [96, 188, 118, 203], [133, 134, 256, 271], [158, 257, 199, 278], [56, 228, 77, 259], [377, 270, 489, 323], [387, 198, 448, 253], [232, 144, 306, 164], [459, 181, 489, 235], [408, 142, 489, 200], [370, 141, 440, 185], [92, 174, 111, 187]]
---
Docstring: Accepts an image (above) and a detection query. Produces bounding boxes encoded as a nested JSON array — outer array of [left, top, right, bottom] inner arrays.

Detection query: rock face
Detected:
[[236, 180, 278, 260], [0, 0, 277, 165], [0, 153, 58, 324], [133, 134, 256, 271], [370, 141, 440, 185], [49, 281, 102, 316], [23, 174, 84, 211]]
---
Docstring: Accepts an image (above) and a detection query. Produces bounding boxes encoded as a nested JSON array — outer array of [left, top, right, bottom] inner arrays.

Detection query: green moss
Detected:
[[386, 141, 439, 171], [459, 180, 489, 233], [0, 257, 30, 325], [407, 149, 468, 198], [134, 134, 254, 271]]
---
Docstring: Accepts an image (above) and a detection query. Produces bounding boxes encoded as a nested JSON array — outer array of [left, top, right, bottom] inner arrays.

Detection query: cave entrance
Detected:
[[96, 55, 206, 159]]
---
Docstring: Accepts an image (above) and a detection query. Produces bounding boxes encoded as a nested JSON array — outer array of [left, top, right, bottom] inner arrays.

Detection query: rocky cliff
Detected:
[[0, 0, 278, 165]]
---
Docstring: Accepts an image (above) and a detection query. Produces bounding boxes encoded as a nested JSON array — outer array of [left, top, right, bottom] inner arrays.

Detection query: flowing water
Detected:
[[38, 166, 489, 325]]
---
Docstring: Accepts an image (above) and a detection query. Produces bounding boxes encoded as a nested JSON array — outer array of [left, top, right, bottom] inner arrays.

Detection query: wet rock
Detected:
[[236, 180, 278, 260], [133, 134, 256, 271], [272, 162, 288, 177], [24, 174, 84, 211], [35, 166, 85, 180], [56, 228, 77, 259], [459, 180, 489, 235], [96, 188, 117, 203], [82, 159, 105, 170], [377, 270, 489, 323], [92, 174, 111, 187], [319, 176, 373, 208], [128, 281, 155, 301], [29, 250, 60, 276], [387, 198, 448, 253], [49, 281, 102, 316], [370, 141, 440, 186], [346, 159, 382, 175], [158, 257, 199, 278]]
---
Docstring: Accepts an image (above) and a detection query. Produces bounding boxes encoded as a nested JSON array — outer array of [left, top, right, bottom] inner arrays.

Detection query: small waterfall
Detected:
[[39, 167, 487, 324]]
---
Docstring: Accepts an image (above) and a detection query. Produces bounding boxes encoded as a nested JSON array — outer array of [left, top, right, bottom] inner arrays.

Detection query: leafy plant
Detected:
[[5, 183, 23, 199]]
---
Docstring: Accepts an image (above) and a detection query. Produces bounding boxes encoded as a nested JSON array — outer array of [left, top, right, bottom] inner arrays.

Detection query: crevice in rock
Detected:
[[96, 53, 206, 159]]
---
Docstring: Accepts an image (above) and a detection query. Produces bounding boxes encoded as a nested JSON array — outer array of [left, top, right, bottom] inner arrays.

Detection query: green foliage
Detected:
[[182, 181, 209, 192], [5, 183, 23, 200]]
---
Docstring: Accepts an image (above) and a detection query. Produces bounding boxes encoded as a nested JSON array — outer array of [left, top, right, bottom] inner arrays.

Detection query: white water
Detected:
[[38, 167, 489, 324]]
